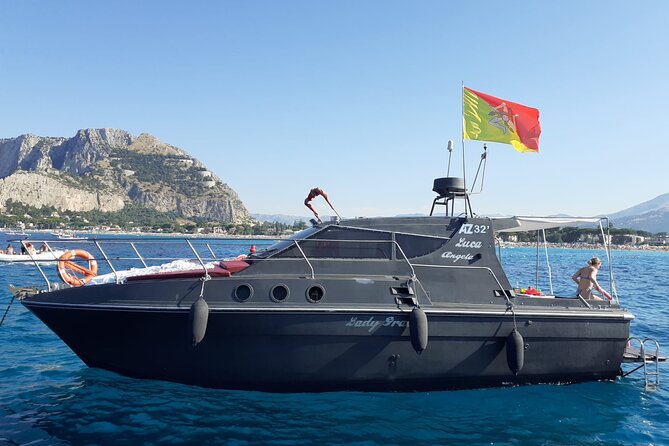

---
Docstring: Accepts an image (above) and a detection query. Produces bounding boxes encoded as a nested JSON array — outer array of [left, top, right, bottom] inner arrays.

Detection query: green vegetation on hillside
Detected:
[[0, 200, 308, 235], [109, 149, 212, 195], [498, 226, 666, 244]]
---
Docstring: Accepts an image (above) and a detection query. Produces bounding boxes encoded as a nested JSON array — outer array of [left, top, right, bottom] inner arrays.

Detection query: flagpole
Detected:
[[461, 82, 467, 215]]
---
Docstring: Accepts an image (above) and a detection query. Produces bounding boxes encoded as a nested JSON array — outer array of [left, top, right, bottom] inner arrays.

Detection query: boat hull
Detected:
[[0, 250, 65, 262], [23, 301, 630, 392]]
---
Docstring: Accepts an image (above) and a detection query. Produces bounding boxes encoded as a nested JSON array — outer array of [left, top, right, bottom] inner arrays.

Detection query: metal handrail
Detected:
[[269, 238, 427, 303], [93, 239, 119, 284], [411, 263, 509, 296], [130, 242, 148, 268], [186, 239, 209, 277], [21, 240, 52, 290], [292, 239, 315, 279], [15, 236, 518, 312], [19, 237, 425, 293], [17, 237, 269, 289]]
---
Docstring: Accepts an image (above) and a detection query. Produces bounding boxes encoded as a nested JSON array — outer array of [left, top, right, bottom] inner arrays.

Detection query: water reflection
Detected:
[[2, 367, 655, 446]]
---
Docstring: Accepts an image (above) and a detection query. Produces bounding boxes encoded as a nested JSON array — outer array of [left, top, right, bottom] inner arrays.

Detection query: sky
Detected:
[[2, 1, 668, 219]]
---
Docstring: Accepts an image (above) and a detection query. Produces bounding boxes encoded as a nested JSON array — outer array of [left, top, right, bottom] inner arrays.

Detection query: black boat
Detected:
[[11, 176, 658, 392]]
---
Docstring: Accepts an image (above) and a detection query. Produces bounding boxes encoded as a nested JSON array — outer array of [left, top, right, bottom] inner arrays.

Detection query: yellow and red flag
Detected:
[[463, 87, 541, 153]]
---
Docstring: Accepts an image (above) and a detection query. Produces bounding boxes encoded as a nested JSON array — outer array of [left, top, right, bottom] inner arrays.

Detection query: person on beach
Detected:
[[572, 256, 612, 300], [304, 187, 336, 223]]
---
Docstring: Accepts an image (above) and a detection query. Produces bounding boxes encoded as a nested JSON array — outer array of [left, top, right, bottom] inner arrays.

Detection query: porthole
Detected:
[[306, 285, 325, 303], [234, 284, 253, 302], [270, 284, 290, 302]]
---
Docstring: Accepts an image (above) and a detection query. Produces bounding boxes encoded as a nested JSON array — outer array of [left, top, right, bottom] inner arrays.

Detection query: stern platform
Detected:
[[622, 337, 665, 389]]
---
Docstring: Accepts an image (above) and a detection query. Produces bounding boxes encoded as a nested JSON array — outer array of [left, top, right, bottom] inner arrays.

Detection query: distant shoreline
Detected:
[[0, 229, 286, 240], [4, 230, 668, 251], [499, 241, 669, 252]]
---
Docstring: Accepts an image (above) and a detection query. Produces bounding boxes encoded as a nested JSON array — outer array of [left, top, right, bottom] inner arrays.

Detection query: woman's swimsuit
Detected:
[[576, 275, 598, 297]]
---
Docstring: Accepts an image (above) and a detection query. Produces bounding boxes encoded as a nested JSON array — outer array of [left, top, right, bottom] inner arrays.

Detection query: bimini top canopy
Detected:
[[492, 216, 607, 233]]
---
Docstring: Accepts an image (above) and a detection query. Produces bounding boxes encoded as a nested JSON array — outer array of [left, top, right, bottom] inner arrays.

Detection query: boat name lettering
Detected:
[[454, 237, 483, 248], [345, 316, 408, 332], [441, 251, 475, 263], [458, 224, 489, 235]]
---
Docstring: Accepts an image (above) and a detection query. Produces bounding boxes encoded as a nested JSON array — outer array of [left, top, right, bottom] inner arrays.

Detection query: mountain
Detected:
[[0, 129, 250, 223], [609, 193, 669, 233], [608, 193, 669, 218]]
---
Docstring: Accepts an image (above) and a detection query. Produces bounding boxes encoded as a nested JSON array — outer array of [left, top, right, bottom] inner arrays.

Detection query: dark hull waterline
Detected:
[[24, 302, 630, 392]]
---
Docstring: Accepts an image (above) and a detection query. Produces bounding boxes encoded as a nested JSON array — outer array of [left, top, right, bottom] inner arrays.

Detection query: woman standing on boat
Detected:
[[572, 256, 612, 300]]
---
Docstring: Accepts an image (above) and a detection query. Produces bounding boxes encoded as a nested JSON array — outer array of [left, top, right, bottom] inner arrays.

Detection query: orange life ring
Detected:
[[57, 249, 98, 286]]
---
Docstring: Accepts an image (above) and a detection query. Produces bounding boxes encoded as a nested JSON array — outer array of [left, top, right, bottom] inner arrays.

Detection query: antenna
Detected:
[[431, 138, 472, 217], [446, 140, 454, 176]]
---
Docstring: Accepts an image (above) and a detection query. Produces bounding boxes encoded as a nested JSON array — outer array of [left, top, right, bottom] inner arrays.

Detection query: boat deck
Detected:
[[622, 346, 666, 363]]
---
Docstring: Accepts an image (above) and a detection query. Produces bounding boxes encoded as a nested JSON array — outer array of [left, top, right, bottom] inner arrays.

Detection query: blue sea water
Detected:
[[1, 234, 668, 445]]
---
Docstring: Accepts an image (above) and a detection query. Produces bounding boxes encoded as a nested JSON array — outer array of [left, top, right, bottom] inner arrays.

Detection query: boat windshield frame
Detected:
[[250, 227, 322, 259]]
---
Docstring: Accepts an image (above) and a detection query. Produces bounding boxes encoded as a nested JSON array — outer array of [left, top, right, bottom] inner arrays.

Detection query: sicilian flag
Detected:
[[463, 87, 541, 153]]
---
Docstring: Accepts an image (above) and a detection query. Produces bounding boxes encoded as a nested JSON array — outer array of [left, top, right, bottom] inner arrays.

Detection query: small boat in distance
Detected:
[[50, 230, 86, 240], [3, 230, 29, 237], [0, 250, 66, 263]]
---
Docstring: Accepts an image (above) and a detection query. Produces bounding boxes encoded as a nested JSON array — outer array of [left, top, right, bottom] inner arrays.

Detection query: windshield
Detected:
[[249, 227, 322, 259], [273, 226, 394, 259]]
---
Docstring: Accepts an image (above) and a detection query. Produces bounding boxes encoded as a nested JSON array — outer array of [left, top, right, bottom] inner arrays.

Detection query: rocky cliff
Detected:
[[0, 129, 250, 223]]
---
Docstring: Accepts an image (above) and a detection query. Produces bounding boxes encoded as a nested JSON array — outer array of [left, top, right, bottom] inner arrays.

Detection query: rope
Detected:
[[0, 295, 16, 328], [506, 299, 519, 332], [199, 274, 211, 298]]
